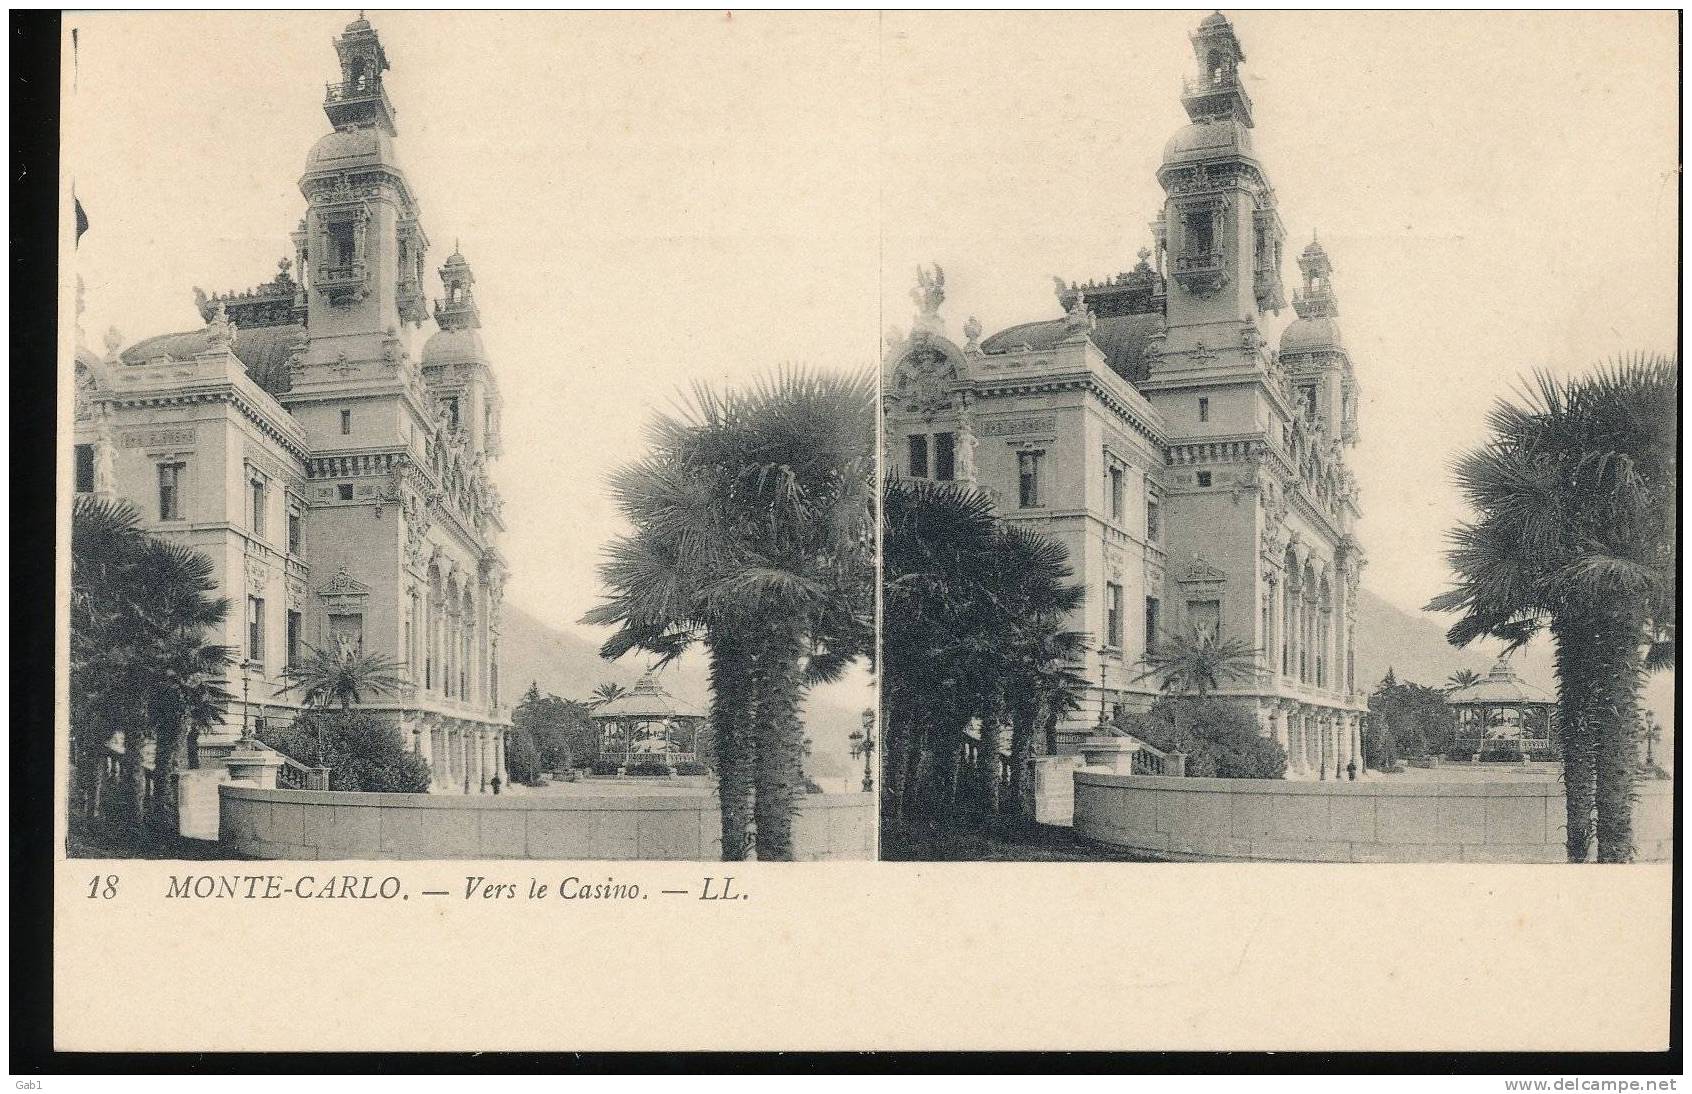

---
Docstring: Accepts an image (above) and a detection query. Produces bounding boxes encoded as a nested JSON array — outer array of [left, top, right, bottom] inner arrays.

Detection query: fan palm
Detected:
[[1133, 628, 1260, 699], [1446, 669, 1481, 692], [278, 644, 408, 764], [1428, 355, 1676, 862], [590, 682, 628, 707], [70, 495, 233, 833], [585, 367, 875, 860], [880, 477, 1089, 827]]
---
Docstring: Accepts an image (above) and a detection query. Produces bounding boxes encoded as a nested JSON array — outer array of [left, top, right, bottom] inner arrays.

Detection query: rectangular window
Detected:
[[1188, 599, 1221, 642], [327, 220, 356, 267], [907, 434, 929, 478], [1198, 397, 1210, 423], [934, 432, 955, 482], [1018, 451, 1042, 508], [157, 462, 184, 521], [1196, 470, 1212, 488], [341, 408, 352, 435], [286, 610, 302, 666], [247, 596, 265, 663], [250, 477, 267, 538], [75, 445, 95, 493], [1183, 209, 1215, 256], [1108, 465, 1124, 522], [1146, 498, 1161, 542], [1144, 597, 1160, 652], [1106, 582, 1123, 648], [338, 483, 354, 501], [288, 509, 302, 555]]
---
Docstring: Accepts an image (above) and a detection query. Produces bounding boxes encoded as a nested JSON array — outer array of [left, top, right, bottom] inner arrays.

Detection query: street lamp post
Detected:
[[240, 660, 254, 743], [849, 710, 876, 793]]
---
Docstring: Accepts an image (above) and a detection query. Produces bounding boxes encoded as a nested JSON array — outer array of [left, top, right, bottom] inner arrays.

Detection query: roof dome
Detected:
[[1279, 315, 1344, 354], [304, 125, 396, 175], [1162, 114, 1254, 167], [589, 673, 704, 721], [421, 326, 486, 364], [1446, 658, 1555, 706]]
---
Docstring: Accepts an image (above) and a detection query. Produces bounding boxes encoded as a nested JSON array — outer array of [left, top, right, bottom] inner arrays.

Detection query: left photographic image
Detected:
[[63, 11, 878, 862]]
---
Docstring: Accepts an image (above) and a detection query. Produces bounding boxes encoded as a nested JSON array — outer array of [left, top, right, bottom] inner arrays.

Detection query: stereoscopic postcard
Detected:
[[42, 8, 1676, 1064]]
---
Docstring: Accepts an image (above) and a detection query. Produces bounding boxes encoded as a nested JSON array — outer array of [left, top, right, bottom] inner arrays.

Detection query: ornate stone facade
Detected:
[[70, 15, 511, 793], [882, 12, 1368, 779]]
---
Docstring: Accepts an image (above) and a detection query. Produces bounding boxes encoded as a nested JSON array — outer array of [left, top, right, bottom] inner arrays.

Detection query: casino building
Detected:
[[883, 12, 1369, 777], [72, 15, 512, 791]]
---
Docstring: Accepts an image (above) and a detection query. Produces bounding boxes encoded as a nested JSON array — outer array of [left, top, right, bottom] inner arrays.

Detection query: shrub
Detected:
[[674, 761, 709, 776], [1363, 717, 1399, 771], [589, 760, 622, 776], [503, 727, 545, 786], [261, 710, 430, 793], [804, 778, 823, 794], [1115, 697, 1286, 780], [626, 762, 672, 777], [1408, 756, 1434, 769]]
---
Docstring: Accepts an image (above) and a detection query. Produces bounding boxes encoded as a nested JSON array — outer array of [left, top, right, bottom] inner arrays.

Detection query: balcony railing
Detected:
[[1181, 73, 1254, 117], [1174, 250, 1225, 274], [325, 80, 381, 104]]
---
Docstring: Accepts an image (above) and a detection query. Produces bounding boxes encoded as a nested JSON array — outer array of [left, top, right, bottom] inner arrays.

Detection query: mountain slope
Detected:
[[499, 602, 872, 784], [1354, 588, 1497, 691]]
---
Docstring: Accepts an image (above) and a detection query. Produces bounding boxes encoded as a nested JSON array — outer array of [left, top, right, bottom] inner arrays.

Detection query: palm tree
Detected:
[[586, 367, 875, 861], [880, 477, 1088, 828], [1133, 628, 1260, 699], [1446, 668, 1482, 692], [70, 495, 233, 834], [1428, 355, 1676, 863], [590, 682, 628, 708], [277, 643, 408, 763]]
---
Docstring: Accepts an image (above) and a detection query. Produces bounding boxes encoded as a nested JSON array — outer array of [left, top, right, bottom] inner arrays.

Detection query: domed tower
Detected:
[[422, 247, 503, 458], [1151, 10, 1285, 372], [295, 13, 431, 362], [1280, 236, 1360, 449]]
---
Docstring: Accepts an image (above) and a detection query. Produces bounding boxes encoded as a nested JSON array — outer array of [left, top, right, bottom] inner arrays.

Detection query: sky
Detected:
[[65, 12, 1676, 722]]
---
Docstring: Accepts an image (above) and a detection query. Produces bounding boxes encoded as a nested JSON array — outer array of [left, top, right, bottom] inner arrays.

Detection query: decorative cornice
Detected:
[[95, 389, 309, 467], [967, 370, 1164, 451]]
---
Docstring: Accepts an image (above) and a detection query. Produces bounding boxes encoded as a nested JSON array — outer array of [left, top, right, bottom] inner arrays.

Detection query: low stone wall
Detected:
[[220, 786, 875, 861], [1073, 772, 1674, 863]]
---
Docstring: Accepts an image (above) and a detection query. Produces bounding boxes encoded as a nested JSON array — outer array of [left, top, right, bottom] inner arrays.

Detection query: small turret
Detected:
[[324, 12, 397, 135], [433, 247, 481, 331], [1181, 11, 1253, 127]]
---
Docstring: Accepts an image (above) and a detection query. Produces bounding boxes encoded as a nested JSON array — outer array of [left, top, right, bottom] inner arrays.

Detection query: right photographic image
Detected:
[[877, 10, 1677, 864]]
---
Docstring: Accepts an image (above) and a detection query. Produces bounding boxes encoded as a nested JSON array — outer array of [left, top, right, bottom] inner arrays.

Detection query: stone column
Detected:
[[417, 722, 433, 783], [1352, 715, 1364, 774], [1315, 711, 1326, 780], [1271, 705, 1289, 755], [498, 729, 509, 786], [478, 730, 492, 793]]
